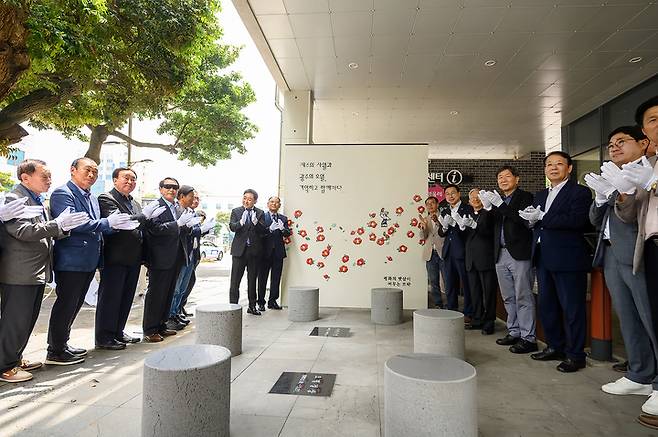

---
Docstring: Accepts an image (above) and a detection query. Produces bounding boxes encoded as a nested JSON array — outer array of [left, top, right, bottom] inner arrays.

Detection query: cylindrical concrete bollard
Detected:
[[371, 287, 403, 325], [385, 353, 477, 437], [413, 309, 464, 359], [287, 286, 319, 322], [142, 344, 231, 437], [196, 303, 242, 357]]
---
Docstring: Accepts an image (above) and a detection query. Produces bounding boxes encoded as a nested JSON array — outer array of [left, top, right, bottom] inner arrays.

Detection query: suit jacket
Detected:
[[465, 208, 496, 271], [492, 188, 534, 261], [229, 206, 267, 257], [145, 197, 189, 270], [262, 211, 291, 259], [615, 155, 658, 274], [98, 188, 145, 267], [531, 180, 593, 272], [440, 201, 473, 260], [0, 184, 65, 285], [51, 180, 112, 272], [421, 213, 445, 261]]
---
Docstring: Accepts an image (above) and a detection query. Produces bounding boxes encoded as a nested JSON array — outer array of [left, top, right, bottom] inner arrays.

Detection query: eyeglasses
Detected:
[[161, 184, 179, 190], [607, 137, 636, 150]]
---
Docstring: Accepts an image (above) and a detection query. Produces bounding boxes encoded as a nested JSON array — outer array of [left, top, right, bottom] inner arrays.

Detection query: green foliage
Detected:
[[214, 210, 230, 233], [0, 172, 16, 192]]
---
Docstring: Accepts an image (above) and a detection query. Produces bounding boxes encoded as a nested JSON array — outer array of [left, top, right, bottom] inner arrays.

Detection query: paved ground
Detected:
[[0, 260, 654, 436]]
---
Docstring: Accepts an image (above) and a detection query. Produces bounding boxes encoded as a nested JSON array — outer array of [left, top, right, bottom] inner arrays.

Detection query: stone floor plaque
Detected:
[[309, 327, 351, 337], [269, 372, 336, 397]]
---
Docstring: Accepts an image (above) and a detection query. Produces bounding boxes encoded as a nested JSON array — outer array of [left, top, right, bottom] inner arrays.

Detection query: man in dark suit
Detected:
[[463, 189, 498, 335], [480, 165, 537, 354], [257, 196, 291, 311], [438, 184, 473, 318], [47, 157, 137, 365], [519, 151, 593, 373], [96, 167, 166, 349], [0, 159, 88, 382], [229, 188, 266, 315], [142, 178, 198, 342]]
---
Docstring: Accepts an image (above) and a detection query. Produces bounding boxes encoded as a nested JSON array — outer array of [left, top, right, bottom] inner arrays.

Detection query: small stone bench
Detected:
[[385, 353, 477, 437], [142, 344, 231, 437], [371, 287, 403, 325], [413, 309, 464, 359], [287, 286, 319, 322], [196, 303, 242, 357]]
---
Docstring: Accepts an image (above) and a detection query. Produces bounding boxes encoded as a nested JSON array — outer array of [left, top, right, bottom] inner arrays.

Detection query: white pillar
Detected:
[[278, 90, 313, 196]]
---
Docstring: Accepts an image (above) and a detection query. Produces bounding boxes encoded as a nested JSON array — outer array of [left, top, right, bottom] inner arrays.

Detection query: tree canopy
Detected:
[[0, 0, 257, 166]]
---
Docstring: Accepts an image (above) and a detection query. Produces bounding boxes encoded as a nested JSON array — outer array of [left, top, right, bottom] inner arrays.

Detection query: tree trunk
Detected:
[[85, 125, 110, 163], [0, 1, 30, 102]]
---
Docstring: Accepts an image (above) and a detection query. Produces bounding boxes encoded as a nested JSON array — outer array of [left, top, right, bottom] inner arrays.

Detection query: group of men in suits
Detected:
[[0, 157, 212, 383], [228, 190, 291, 315]]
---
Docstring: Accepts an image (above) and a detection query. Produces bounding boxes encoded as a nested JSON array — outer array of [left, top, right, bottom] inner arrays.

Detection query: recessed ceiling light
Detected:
[[629, 56, 643, 63], [484, 59, 497, 67], [348, 62, 359, 69], [449, 110, 459, 116]]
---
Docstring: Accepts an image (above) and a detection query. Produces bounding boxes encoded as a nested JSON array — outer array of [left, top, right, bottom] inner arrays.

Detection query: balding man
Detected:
[[257, 196, 291, 311]]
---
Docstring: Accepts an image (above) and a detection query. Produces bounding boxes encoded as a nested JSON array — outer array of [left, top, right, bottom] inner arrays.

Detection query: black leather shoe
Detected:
[[531, 347, 566, 361], [96, 340, 127, 351], [496, 334, 520, 346], [247, 306, 262, 315], [66, 345, 88, 357], [509, 339, 538, 354], [557, 358, 586, 373], [613, 360, 628, 373], [267, 302, 282, 310], [116, 333, 141, 344], [166, 318, 185, 331], [257, 304, 266, 312], [175, 315, 190, 325], [481, 327, 494, 335], [45, 350, 85, 366]]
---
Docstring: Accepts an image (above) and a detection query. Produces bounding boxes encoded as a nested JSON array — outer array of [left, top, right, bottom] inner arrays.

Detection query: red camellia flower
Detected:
[[316, 234, 325, 242], [356, 258, 365, 266], [368, 220, 377, 228], [342, 254, 350, 263], [284, 237, 291, 245], [317, 261, 325, 269], [287, 219, 294, 226], [369, 233, 377, 241], [369, 212, 376, 218], [339, 265, 348, 273], [322, 249, 330, 257], [394, 223, 399, 228], [353, 237, 362, 245], [419, 239, 426, 245], [306, 258, 314, 265], [417, 206, 425, 214], [410, 218, 419, 227], [387, 227, 395, 235], [398, 245, 408, 253], [407, 230, 415, 238], [350, 230, 356, 235], [356, 227, 365, 235], [395, 207, 404, 215], [294, 210, 303, 218], [387, 256, 393, 261], [300, 243, 308, 251], [377, 238, 385, 246], [298, 229, 307, 237], [413, 194, 422, 202], [323, 274, 330, 280], [316, 226, 324, 233]]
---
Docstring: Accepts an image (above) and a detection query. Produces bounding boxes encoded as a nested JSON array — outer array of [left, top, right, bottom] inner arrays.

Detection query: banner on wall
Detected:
[[281, 144, 428, 309]]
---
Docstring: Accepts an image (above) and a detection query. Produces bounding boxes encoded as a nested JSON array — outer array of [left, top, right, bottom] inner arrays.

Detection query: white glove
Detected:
[[584, 173, 615, 206], [185, 215, 202, 228], [239, 209, 249, 226], [200, 217, 215, 233], [276, 219, 285, 230], [0, 196, 27, 221], [107, 210, 134, 229], [462, 215, 477, 229], [489, 190, 504, 207], [601, 161, 636, 195], [142, 202, 166, 220], [269, 220, 278, 232], [177, 210, 194, 227], [55, 208, 90, 231], [478, 190, 493, 210], [17, 205, 45, 219], [250, 210, 258, 225], [442, 214, 456, 227], [518, 206, 544, 223], [111, 219, 140, 230], [621, 156, 658, 191], [451, 210, 466, 230]]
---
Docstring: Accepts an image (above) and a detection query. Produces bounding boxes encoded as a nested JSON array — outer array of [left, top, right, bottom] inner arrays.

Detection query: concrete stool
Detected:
[[385, 353, 477, 437], [371, 287, 403, 325], [287, 286, 319, 322], [196, 303, 242, 357], [142, 344, 231, 437], [413, 309, 464, 359]]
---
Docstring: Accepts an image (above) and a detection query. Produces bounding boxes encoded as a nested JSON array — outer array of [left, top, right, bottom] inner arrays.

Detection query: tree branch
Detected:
[[109, 130, 178, 154]]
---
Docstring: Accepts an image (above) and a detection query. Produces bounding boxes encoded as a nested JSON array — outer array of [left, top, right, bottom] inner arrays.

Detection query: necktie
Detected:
[[83, 192, 96, 219]]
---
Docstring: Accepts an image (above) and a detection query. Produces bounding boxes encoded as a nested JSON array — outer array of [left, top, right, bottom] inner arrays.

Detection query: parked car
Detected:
[[200, 240, 224, 261]]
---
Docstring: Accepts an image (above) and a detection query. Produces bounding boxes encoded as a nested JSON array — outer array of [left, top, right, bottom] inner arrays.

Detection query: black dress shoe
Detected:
[[557, 358, 586, 373], [116, 333, 141, 344], [175, 315, 190, 325], [247, 306, 262, 315], [96, 340, 127, 351], [481, 327, 494, 335], [509, 339, 539, 354], [612, 360, 628, 373], [267, 302, 282, 310], [496, 334, 520, 346], [531, 347, 566, 361], [257, 304, 266, 312], [66, 345, 88, 357], [45, 350, 85, 366], [166, 318, 185, 331]]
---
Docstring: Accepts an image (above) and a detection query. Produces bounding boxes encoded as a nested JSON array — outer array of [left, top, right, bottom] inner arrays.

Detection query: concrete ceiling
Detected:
[[233, 0, 658, 158]]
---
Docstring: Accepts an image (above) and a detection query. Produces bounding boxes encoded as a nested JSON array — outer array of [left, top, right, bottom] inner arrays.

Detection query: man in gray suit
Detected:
[[0, 159, 88, 383], [586, 126, 658, 398]]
